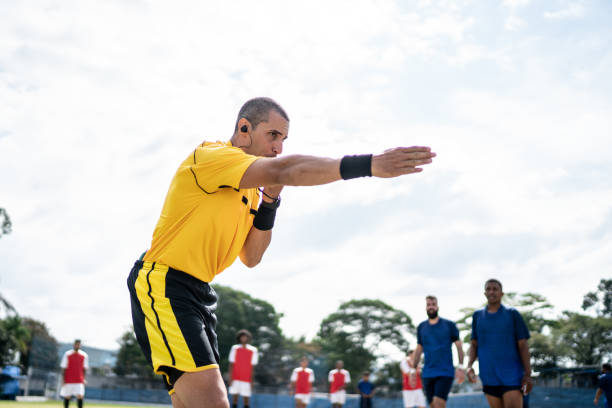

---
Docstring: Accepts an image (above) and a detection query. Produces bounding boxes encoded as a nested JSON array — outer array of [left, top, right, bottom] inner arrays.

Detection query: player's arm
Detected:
[[466, 339, 478, 383], [517, 339, 533, 394], [228, 362, 234, 381], [594, 387, 603, 405], [412, 344, 424, 368], [454, 340, 465, 366], [239, 147, 436, 189]]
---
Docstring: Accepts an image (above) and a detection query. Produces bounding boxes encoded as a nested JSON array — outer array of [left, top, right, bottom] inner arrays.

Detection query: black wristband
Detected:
[[340, 154, 373, 180], [253, 202, 278, 231]]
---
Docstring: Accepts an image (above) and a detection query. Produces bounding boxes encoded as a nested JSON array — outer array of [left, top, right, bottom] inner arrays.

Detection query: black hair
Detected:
[[234, 97, 289, 132], [236, 329, 252, 343], [603, 363, 612, 371], [485, 278, 503, 290]]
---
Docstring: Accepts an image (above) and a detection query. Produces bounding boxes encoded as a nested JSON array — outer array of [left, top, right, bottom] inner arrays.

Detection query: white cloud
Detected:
[[544, 3, 586, 19], [505, 15, 527, 31]]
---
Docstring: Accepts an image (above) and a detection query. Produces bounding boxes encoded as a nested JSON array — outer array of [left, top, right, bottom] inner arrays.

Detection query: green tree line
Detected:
[[1, 278, 610, 393]]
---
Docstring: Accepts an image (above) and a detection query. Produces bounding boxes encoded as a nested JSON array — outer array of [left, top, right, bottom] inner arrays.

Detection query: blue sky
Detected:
[[1, 0, 611, 358]]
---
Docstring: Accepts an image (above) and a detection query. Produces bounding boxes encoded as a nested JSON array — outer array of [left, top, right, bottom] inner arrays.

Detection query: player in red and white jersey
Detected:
[[328, 360, 351, 408], [60, 339, 89, 408], [290, 357, 315, 408], [228, 330, 258, 408], [400, 350, 426, 408]]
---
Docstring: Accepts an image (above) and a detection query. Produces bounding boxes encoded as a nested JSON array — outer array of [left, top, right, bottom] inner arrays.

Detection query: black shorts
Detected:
[[482, 385, 522, 398], [127, 260, 220, 394], [422, 376, 454, 402]]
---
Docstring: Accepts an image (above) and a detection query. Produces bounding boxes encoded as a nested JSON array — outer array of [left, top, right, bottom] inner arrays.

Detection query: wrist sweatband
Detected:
[[340, 154, 373, 179], [253, 202, 277, 231]]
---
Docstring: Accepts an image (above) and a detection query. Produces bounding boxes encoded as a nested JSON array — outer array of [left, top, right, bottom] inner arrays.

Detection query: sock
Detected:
[[232, 405, 237, 408], [77, 399, 83, 408], [63, 399, 69, 408], [244, 405, 249, 408]]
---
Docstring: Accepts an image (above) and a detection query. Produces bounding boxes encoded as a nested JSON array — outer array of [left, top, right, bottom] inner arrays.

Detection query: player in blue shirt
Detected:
[[412, 295, 465, 408], [467, 279, 533, 408], [357, 371, 375, 408], [595, 363, 612, 407]]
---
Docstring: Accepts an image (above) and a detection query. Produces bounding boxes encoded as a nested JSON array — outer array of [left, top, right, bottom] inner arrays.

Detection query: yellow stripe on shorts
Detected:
[[134, 262, 197, 372]]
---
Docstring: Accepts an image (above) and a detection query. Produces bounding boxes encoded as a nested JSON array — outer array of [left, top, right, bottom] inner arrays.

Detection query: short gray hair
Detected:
[[234, 97, 289, 131]]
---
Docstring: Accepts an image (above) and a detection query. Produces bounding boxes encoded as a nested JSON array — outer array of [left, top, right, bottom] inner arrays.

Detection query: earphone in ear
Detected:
[[241, 125, 248, 133]]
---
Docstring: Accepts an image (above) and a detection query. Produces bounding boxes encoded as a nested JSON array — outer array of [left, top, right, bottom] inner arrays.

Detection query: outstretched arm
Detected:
[[239, 147, 435, 189]]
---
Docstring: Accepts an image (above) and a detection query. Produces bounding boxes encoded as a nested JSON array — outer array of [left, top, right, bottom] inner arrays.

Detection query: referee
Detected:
[[127, 97, 436, 408]]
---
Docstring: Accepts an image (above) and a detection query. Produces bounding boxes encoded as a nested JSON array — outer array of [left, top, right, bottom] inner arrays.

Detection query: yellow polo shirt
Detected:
[[144, 141, 260, 282]]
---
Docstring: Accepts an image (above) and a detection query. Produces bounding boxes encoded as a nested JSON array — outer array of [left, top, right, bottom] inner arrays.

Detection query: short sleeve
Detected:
[[328, 370, 334, 382], [471, 311, 478, 341], [400, 359, 410, 374], [252, 346, 259, 366], [83, 353, 89, 370], [60, 352, 68, 369], [191, 143, 259, 192], [512, 309, 530, 340], [450, 320, 460, 342], [344, 370, 351, 383], [309, 369, 315, 382], [228, 345, 237, 363], [290, 369, 298, 382]]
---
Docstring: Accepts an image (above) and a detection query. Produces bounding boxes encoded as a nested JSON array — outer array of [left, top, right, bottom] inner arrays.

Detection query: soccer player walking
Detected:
[[228, 330, 258, 408], [467, 279, 533, 408], [594, 363, 612, 407], [328, 360, 351, 407], [401, 350, 426, 408], [412, 296, 464, 408], [60, 340, 88, 408], [127, 97, 436, 408], [290, 357, 315, 408]]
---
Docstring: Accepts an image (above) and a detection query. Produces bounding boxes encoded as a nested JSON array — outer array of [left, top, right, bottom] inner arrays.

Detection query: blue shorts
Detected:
[[422, 376, 454, 402]]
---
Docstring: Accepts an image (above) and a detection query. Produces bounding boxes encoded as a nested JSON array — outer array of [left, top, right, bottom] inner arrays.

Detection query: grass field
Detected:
[[0, 401, 167, 408]]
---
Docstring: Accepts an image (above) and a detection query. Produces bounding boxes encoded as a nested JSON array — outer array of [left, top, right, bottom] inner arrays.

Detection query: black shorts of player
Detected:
[[127, 260, 220, 393], [422, 376, 454, 402], [482, 384, 522, 398]]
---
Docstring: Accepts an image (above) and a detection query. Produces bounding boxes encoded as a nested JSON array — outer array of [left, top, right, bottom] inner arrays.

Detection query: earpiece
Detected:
[[240, 125, 248, 133]]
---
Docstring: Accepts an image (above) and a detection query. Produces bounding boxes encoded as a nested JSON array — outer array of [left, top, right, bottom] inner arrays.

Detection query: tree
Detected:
[[19, 318, 59, 371], [0, 208, 12, 238], [114, 329, 156, 379], [582, 279, 612, 318], [317, 299, 414, 390], [0, 315, 29, 365], [213, 285, 286, 386], [554, 311, 612, 366]]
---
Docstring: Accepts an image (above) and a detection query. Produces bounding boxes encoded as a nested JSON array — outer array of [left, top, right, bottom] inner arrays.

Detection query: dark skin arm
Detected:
[[518, 339, 533, 394], [594, 388, 603, 405], [467, 339, 478, 382]]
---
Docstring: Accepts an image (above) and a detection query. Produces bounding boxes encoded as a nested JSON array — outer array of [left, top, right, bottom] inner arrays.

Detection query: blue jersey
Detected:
[[358, 379, 374, 395], [471, 304, 530, 386], [417, 317, 459, 378], [599, 372, 612, 408]]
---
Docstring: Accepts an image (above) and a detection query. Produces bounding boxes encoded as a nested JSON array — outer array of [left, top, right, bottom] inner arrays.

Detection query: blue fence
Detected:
[[85, 386, 605, 407]]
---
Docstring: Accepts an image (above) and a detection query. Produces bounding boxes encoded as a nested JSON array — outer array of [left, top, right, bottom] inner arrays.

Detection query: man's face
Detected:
[[245, 110, 289, 157], [426, 298, 438, 319], [239, 334, 249, 345], [485, 282, 503, 304], [73, 341, 81, 351], [336, 361, 343, 369], [300, 359, 308, 368]]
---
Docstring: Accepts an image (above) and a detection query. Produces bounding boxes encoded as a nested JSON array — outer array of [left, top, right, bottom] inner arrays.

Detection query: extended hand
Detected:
[[371, 146, 435, 178], [455, 367, 466, 385]]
